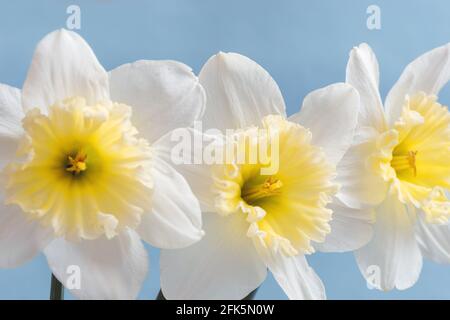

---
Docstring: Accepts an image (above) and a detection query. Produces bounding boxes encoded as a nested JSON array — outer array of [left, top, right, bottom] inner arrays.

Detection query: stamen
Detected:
[[66, 151, 88, 175], [391, 150, 418, 176], [242, 176, 283, 203]]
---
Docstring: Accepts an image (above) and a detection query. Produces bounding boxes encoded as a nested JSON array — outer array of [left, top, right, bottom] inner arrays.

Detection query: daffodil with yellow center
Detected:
[[341, 43, 450, 291], [5, 97, 153, 240], [160, 52, 368, 300], [0, 29, 205, 299], [375, 93, 450, 223], [212, 115, 338, 257]]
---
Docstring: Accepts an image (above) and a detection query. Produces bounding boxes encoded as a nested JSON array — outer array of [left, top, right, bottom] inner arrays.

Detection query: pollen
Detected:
[[391, 150, 418, 177], [242, 177, 283, 204], [66, 151, 88, 175]]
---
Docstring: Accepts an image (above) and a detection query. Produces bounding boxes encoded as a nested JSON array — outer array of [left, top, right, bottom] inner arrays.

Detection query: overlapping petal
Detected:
[[254, 238, 325, 300], [346, 43, 386, 132], [385, 43, 450, 125], [416, 212, 450, 264], [314, 198, 374, 252], [355, 193, 422, 290], [0, 201, 52, 268], [136, 156, 204, 249], [109, 60, 206, 143], [335, 127, 389, 208], [160, 213, 266, 300], [44, 229, 148, 300], [0, 84, 23, 170], [153, 128, 220, 212], [290, 83, 359, 165]]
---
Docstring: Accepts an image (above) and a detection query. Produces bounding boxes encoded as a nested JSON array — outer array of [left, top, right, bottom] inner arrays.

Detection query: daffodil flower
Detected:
[[341, 43, 450, 290], [157, 52, 372, 299], [0, 29, 205, 299]]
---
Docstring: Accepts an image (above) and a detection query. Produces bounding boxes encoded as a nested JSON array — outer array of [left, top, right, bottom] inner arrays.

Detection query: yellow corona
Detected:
[[4, 97, 153, 240]]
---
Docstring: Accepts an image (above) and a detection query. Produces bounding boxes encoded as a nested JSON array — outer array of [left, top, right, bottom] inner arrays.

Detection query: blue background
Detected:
[[0, 0, 449, 299]]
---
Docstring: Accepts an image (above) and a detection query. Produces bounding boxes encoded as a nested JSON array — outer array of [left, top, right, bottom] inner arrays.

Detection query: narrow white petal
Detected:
[[44, 229, 148, 300], [346, 43, 387, 132], [160, 213, 267, 300], [355, 193, 423, 291], [335, 127, 389, 208], [153, 128, 220, 212], [109, 60, 206, 143], [254, 239, 325, 300], [0, 84, 23, 170], [416, 212, 450, 264], [385, 43, 450, 125], [137, 156, 204, 249], [22, 29, 109, 114], [0, 196, 52, 268], [0, 84, 23, 137], [199, 52, 286, 131], [314, 197, 375, 252], [290, 83, 359, 165]]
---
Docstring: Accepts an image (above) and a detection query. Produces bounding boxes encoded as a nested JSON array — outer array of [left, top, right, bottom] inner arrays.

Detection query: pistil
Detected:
[[242, 176, 283, 203], [391, 150, 418, 176], [66, 151, 88, 175]]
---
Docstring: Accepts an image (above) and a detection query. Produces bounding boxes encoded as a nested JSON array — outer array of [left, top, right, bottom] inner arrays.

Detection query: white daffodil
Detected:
[[0, 29, 205, 299], [156, 52, 373, 299], [341, 43, 450, 290]]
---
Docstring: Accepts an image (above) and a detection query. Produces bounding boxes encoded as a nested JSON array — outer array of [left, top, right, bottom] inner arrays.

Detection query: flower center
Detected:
[[212, 115, 338, 256], [391, 150, 418, 177], [4, 97, 153, 240], [375, 92, 450, 223], [66, 150, 88, 175], [242, 177, 283, 204]]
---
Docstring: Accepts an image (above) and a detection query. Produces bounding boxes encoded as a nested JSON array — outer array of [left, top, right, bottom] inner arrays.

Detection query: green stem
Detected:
[[156, 290, 165, 300], [50, 274, 64, 300]]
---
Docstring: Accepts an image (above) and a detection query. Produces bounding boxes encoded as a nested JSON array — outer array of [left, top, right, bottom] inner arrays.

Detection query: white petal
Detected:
[[314, 197, 375, 252], [346, 43, 387, 132], [355, 193, 423, 290], [254, 239, 325, 300], [290, 83, 359, 165], [335, 127, 389, 208], [153, 128, 220, 212], [0, 200, 52, 268], [22, 29, 109, 114], [44, 229, 148, 300], [199, 52, 286, 131], [160, 212, 267, 300], [0, 84, 23, 170], [0, 84, 23, 137], [385, 43, 450, 125], [416, 212, 450, 264], [137, 155, 203, 249], [0, 86, 51, 269], [109, 60, 206, 143]]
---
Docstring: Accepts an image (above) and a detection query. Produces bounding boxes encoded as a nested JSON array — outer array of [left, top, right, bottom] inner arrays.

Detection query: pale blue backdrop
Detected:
[[0, 0, 449, 300]]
